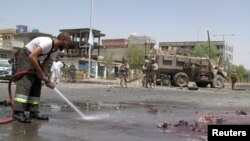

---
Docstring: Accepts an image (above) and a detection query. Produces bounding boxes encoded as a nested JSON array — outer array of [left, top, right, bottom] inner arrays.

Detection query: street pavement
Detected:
[[0, 81, 250, 141]]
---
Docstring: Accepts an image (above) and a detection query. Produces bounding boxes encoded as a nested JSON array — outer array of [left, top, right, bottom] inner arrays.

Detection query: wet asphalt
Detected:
[[0, 82, 250, 141]]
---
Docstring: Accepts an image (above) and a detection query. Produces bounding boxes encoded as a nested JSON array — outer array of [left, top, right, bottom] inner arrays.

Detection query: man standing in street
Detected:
[[50, 56, 64, 84], [119, 58, 129, 88], [151, 57, 159, 87], [231, 70, 238, 90], [13, 32, 71, 123], [142, 59, 149, 87]]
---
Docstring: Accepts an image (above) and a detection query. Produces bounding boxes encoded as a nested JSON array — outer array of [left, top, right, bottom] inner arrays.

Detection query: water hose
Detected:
[[0, 70, 35, 124], [0, 71, 94, 123]]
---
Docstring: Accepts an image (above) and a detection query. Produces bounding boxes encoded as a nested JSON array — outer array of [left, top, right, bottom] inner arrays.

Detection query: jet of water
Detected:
[[53, 88, 110, 121], [53, 88, 87, 120]]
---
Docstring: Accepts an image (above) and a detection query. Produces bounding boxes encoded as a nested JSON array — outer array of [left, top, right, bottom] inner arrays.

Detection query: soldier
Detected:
[[68, 63, 77, 82], [142, 59, 149, 87], [119, 58, 129, 88], [145, 62, 153, 88], [231, 70, 238, 90], [151, 57, 159, 87]]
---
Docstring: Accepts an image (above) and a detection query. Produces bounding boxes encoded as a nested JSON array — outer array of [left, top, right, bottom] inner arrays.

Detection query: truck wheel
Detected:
[[174, 72, 189, 87], [212, 75, 224, 88], [196, 82, 208, 87]]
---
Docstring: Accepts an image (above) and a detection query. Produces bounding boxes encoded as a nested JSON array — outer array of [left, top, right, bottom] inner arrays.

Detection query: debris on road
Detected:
[[198, 113, 224, 124], [235, 110, 247, 115]]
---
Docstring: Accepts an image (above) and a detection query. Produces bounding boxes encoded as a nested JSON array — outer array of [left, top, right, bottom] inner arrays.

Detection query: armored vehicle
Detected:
[[152, 54, 227, 88]]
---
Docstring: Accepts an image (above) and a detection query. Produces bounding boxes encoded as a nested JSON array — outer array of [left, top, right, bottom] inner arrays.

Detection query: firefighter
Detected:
[[119, 58, 129, 88], [13, 32, 71, 123]]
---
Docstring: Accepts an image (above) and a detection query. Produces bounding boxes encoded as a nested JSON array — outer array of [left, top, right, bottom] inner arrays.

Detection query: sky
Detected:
[[0, 0, 249, 69]]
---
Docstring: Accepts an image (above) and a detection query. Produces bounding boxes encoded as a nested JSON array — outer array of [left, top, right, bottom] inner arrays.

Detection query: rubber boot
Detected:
[[13, 111, 31, 123], [30, 112, 49, 120]]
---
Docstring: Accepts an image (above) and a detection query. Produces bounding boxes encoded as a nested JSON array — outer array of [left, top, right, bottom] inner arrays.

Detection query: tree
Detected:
[[125, 44, 144, 70], [103, 52, 114, 79], [192, 41, 219, 61], [231, 64, 250, 82]]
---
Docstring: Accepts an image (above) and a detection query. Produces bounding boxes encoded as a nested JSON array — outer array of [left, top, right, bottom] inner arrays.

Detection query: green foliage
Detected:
[[125, 44, 145, 69], [230, 64, 250, 82], [192, 41, 219, 61], [103, 52, 114, 66], [103, 53, 114, 79]]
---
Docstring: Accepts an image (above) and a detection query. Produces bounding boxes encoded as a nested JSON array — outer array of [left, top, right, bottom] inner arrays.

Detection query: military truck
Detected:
[[151, 54, 227, 88]]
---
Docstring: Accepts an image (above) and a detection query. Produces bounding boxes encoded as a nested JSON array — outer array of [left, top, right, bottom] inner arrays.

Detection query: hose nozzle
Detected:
[[43, 77, 50, 84]]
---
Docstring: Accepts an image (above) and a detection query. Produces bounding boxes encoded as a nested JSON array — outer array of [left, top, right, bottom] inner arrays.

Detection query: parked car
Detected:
[[0, 59, 12, 80]]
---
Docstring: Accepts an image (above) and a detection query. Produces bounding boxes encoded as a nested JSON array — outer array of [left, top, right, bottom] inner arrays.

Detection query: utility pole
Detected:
[[207, 30, 211, 58], [87, 0, 94, 79]]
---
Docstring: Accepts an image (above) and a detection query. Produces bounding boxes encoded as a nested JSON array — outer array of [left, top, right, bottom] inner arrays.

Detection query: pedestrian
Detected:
[[50, 56, 64, 84], [13, 32, 71, 123], [119, 58, 129, 88], [231, 70, 238, 90]]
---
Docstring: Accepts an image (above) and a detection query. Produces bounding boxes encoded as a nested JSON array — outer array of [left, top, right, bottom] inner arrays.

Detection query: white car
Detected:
[[0, 59, 12, 80]]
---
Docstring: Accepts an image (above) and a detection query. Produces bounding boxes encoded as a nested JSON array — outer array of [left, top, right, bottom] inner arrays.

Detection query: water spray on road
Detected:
[[53, 88, 107, 121]]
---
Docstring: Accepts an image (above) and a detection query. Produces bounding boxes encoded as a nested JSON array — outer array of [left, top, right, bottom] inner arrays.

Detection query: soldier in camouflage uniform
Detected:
[[119, 58, 129, 88], [145, 63, 154, 88], [151, 58, 159, 87], [145, 58, 158, 88], [142, 59, 149, 87], [231, 70, 238, 90]]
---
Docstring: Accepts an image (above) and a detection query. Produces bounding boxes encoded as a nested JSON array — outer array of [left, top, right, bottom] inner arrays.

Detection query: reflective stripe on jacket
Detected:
[[14, 94, 40, 105]]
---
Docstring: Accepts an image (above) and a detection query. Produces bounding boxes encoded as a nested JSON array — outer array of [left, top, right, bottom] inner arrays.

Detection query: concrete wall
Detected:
[[92, 48, 127, 61]]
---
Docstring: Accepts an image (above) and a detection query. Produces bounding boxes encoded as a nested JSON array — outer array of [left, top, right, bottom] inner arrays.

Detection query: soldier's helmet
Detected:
[[233, 70, 236, 73], [122, 57, 127, 63]]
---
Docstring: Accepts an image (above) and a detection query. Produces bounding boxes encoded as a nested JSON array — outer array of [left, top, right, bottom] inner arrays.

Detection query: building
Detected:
[[59, 28, 105, 59], [102, 38, 128, 48], [159, 41, 233, 65], [59, 28, 109, 79], [100, 35, 156, 80], [0, 28, 51, 58], [14, 32, 52, 45], [128, 34, 156, 57], [0, 29, 16, 58], [100, 38, 128, 61]]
